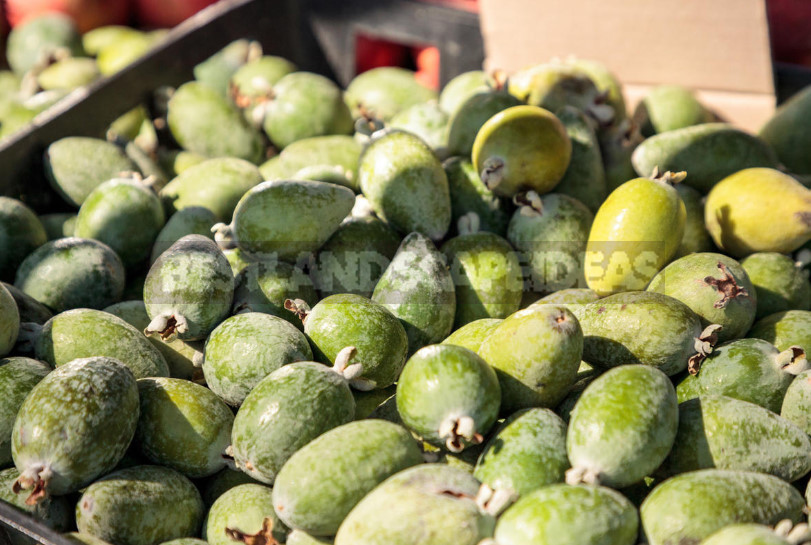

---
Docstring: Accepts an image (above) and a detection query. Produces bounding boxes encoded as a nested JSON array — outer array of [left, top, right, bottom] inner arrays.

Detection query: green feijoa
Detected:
[[204, 483, 287, 545], [39, 213, 76, 241], [229, 55, 296, 107], [675, 183, 716, 258], [396, 344, 500, 452], [6, 13, 83, 75], [633, 85, 713, 136], [579, 291, 705, 376], [263, 72, 353, 149], [760, 86, 811, 176], [782, 369, 811, 435], [224, 247, 255, 276], [676, 338, 808, 413], [76, 465, 204, 545], [0, 467, 71, 543], [203, 312, 312, 407], [439, 70, 493, 118], [0, 283, 19, 357], [660, 395, 811, 481], [0, 197, 47, 281], [272, 420, 423, 536], [507, 192, 593, 294], [12, 357, 138, 503], [478, 305, 582, 414], [232, 259, 317, 329], [631, 123, 780, 194], [35, 308, 169, 379], [136, 377, 234, 478], [96, 30, 163, 76], [372, 232, 455, 354], [389, 101, 449, 154], [143, 235, 234, 342], [742, 253, 811, 319], [194, 39, 256, 96], [83, 25, 142, 56], [600, 119, 644, 193], [201, 467, 260, 507], [168, 81, 264, 163], [103, 300, 197, 381], [473, 408, 568, 497], [44, 137, 136, 207], [37, 57, 99, 91], [564, 58, 627, 120], [216, 179, 355, 262], [640, 469, 805, 545], [446, 89, 523, 158], [532, 287, 600, 308], [230, 361, 355, 484], [358, 130, 451, 240], [150, 206, 215, 264], [74, 176, 165, 268], [0, 358, 50, 467], [566, 365, 678, 488], [699, 523, 796, 545], [442, 230, 522, 328], [353, 385, 396, 420], [158, 540, 208, 545], [443, 157, 511, 237], [555, 106, 607, 213], [160, 157, 263, 223], [441, 318, 502, 353], [344, 67, 437, 122], [64, 533, 117, 545], [14, 238, 125, 313], [334, 464, 494, 545], [311, 216, 401, 298], [269, 135, 361, 190], [554, 365, 601, 423], [288, 531, 332, 545], [508, 62, 609, 117], [304, 294, 409, 389], [647, 253, 756, 342]]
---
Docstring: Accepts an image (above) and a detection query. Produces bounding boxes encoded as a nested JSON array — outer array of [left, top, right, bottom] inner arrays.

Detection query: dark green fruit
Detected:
[[439, 70, 493, 118], [441, 318, 502, 353], [446, 88, 522, 158], [760, 86, 811, 176], [633, 85, 713, 136], [203, 483, 287, 545], [0, 197, 47, 281], [555, 106, 607, 212], [0, 467, 71, 544], [0, 283, 19, 357], [231, 260, 317, 330], [150, 206, 215, 264], [741, 252, 811, 319], [443, 157, 511, 237], [0, 358, 50, 467]]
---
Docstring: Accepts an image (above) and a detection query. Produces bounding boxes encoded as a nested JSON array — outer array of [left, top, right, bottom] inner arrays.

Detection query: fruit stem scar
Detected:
[[687, 324, 723, 375], [703, 262, 749, 309], [480, 157, 505, 190], [225, 516, 279, 545], [284, 299, 310, 323]]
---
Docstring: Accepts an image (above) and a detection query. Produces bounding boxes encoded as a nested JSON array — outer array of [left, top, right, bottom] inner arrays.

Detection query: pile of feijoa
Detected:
[[3, 12, 811, 545]]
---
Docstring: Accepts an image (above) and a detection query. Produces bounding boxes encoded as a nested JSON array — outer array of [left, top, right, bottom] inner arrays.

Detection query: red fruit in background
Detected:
[[134, 0, 219, 28], [766, 0, 811, 67], [356, 34, 408, 74], [6, 0, 131, 33], [414, 45, 440, 90]]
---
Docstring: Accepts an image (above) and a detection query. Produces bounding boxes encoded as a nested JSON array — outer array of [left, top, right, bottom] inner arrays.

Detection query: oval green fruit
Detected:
[[344, 67, 437, 122], [203, 483, 287, 545], [0, 283, 19, 357], [749, 310, 811, 352], [0, 197, 47, 282], [741, 252, 811, 319], [443, 157, 511, 238], [441, 318, 502, 353], [232, 259, 317, 330], [0, 358, 50, 467]]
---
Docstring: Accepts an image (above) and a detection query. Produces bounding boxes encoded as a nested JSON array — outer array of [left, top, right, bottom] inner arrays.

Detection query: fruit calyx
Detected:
[[687, 324, 723, 375], [703, 262, 750, 309], [649, 166, 687, 186], [145, 313, 189, 341], [564, 465, 603, 486], [12, 464, 52, 506], [476, 484, 516, 517], [225, 517, 279, 545], [777, 346, 809, 376], [458, 212, 482, 235], [332, 346, 376, 391], [773, 519, 811, 545], [211, 223, 236, 250], [439, 415, 483, 453], [284, 298, 310, 324], [480, 157, 505, 191], [514, 191, 544, 217]]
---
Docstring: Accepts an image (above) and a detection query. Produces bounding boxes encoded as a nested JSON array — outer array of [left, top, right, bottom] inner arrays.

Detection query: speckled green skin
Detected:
[[446, 91, 523, 158], [6, 14, 83, 75], [44, 138, 135, 207], [631, 123, 780, 193], [259, 135, 362, 192], [160, 157, 263, 223], [158, 540, 208, 545], [389, 101, 449, 153], [204, 483, 286, 545], [760, 86, 811, 175], [39, 213, 76, 241], [634, 85, 713, 137], [168, 82, 264, 163], [396, 344, 500, 448], [555, 106, 607, 213], [229, 55, 296, 103], [304, 294, 409, 389], [473, 408, 568, 496], [224, 247, 254, 276], [97, 30, 162, 75], [144, 235, 234, 341], [493, 483, 638, 545], [439, 70, 492, 118], [194, 39, 252, 97], [675, 183, 716, 258], [14, 238, 125, 313], [359, 131, 451, 240], [372, 233, 455, 354], [0, 359, 50, 467], [203, 312, 312, 406], [567, 365, 677, 488], [742, 253, 811, 319], [508, 193, 593, 294], [288, 531, 332, 545], [232, 260, 317, 330], [136, 377, 233, 478], [263, 72, 353, 149], [103, 300, 197, 380], [64, 532, 115, 545], [442, 232, 522, 328], [272, 420, 423, 536], [12, 357, 138, 498], [554, 365, 602, 423], [443, 157, 511, 237], [781, 369, 811, 436], [660, 395, 811, 481], [700, 524, 791, 545], [640, 469, 805, 545], [344, 67, 437, 122], [37, 57, 99, 90], [0, 284, 19, 357], [201, 467, 260, 506], [75, 178, 165, 268], [676, 338, 799, 413], [229, 179, 355, 262], [441, 318, 501, 352], [479, 305, 582, 413], [647, 253, 756, 342], [312, 216, 401, 298], [579, 291, 702, 376], [534, 288, 600, 307], [752, 311, 811, 351], [231, 361, 354, 484], [472, 105, 572, 198], [35, 308, 169, 379], [150, 207, 215, 264], [334, 464, 493, 545], [0, 467, 71, 542], [0, 197, 46, 281], [76, 465, 204, 545]]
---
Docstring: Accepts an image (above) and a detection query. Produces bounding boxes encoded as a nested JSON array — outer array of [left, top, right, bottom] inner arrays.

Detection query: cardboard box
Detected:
[[479, 0, 775, 132]]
